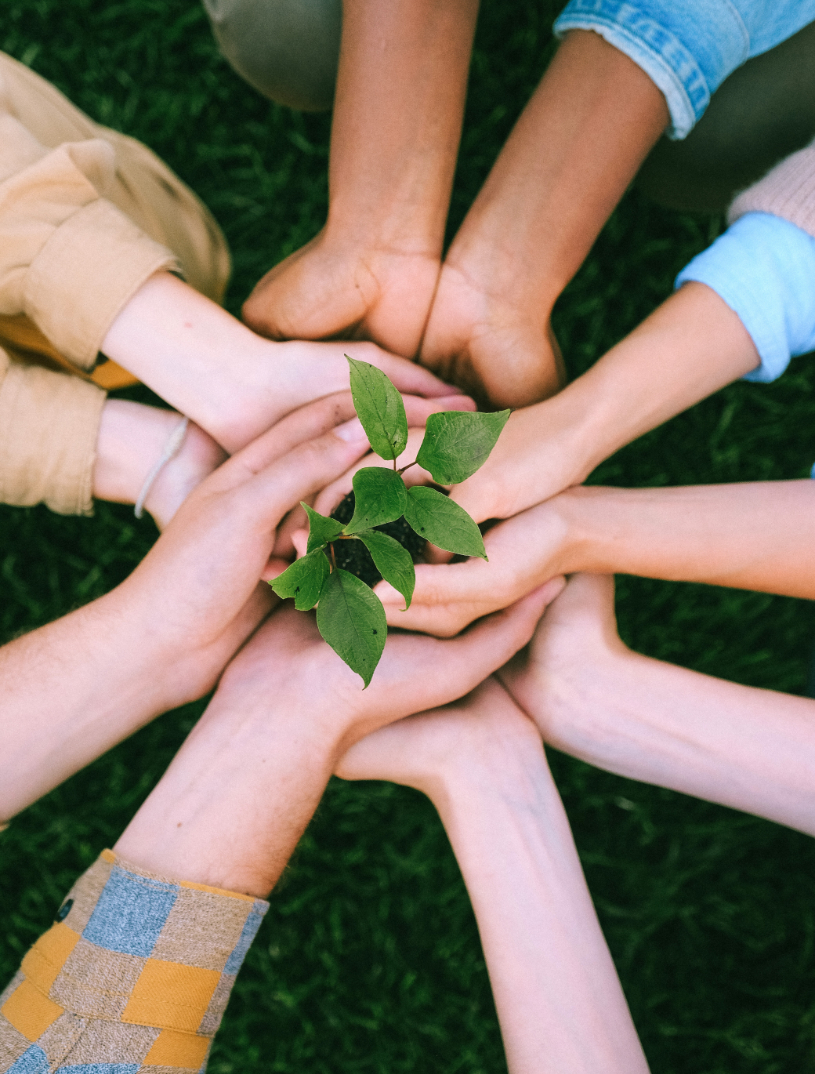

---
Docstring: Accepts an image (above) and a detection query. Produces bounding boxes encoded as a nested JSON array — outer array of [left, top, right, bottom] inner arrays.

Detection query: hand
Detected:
[[376, 501, 570, 637], [212, 582, 560, 756], [335, 677, 542, 802], [420, 258, 565, 409], [93, 399, 227, 530], [243, 230, 442, 360], [498, 572, 624, 755], [101, 272, 459, 455], [112, 392, 373, 710]]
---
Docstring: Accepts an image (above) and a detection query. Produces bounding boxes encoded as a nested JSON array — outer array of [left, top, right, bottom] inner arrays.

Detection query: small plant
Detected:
[[270, 357, 509, 686]]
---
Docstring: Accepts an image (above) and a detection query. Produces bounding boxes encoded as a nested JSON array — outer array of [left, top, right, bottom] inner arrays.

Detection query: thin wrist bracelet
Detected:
[[134, 415, 190, 519]]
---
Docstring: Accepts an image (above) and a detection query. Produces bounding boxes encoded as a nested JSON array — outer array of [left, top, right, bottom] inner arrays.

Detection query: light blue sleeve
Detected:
[[553, 0, 815, 138], [675, 212, 815, 384]]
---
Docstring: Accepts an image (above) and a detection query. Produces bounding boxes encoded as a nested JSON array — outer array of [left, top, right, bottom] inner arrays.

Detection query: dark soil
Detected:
[[330, 492, 426, 586]]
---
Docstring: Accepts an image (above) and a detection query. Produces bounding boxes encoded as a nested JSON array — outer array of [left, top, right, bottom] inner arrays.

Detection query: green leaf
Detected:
[[344, 468, 408, 534], [357, 530, 416, 610], [302, 502, 344, 552], [416, 409, 511, 484], [403, 486, 487, 560], [346, 355, 408, 461], [316, 568, 387, 687], [269, 549, 330, 610]]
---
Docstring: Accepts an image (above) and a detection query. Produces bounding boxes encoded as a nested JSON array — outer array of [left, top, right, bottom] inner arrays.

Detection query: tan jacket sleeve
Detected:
[[728, 140, 815, 241], [0, 348, 105, 515], [0, 108, 179, 372]]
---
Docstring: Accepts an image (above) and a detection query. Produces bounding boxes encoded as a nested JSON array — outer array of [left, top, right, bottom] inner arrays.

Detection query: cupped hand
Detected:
[[115, 393, 372, 706], [419, 259, 565, 409], [376, 500, 570, 637], [243, 229, 442, 360], [498, 573, 623, 753], [213, 583, 559, 755], [334, 677, 542, 801]]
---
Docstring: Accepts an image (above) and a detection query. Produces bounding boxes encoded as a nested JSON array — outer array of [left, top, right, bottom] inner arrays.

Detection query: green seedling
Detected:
[[271, 356, 509, 686]]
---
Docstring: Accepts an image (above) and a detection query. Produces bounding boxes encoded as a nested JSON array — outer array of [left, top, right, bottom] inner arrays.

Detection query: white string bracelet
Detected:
[[134, 415, 190, 519]]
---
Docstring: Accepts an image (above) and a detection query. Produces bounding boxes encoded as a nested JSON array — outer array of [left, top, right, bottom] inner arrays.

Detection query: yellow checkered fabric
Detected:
[[0, 850, 268, 1073]]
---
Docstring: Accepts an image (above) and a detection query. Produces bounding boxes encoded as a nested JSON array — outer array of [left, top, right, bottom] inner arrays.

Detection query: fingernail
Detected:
[[335, 418, 368, 443]]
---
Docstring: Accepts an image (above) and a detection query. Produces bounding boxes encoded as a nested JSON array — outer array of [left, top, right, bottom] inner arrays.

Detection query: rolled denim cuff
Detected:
[[554, 0, 753, 139]]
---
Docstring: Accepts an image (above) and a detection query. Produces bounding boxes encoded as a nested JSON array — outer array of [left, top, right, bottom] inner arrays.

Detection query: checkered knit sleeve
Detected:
[[0, 850, 269, 1073]]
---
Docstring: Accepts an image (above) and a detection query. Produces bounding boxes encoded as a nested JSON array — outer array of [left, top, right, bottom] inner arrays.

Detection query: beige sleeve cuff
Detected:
[[728, 142, 815, 240], [0, 124, 179, 372], [23, 197, 178, 370], [0, 349, 106, 515]]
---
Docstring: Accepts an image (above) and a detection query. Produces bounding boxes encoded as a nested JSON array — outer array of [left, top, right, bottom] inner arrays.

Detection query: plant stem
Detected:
[[397, 460, 418, 477], [329, 543, 337, 572]]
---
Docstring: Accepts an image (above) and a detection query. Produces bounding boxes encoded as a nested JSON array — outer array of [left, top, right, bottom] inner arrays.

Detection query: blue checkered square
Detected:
[[57, 1067, 139, 1073], [82, 866, 178, 956], [8, 1045, 49, 1073], [224, 903, 265, 974]]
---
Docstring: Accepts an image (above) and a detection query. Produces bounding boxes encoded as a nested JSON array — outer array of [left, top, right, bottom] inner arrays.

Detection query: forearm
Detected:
[[327, 0, 478, 255], [555, 480, 815, 599], [114, 694, 339, 898], [545, 645, 815, 838], [433, 746, 648, 1074], [445, 30, 668, 312], [0, 589, 173, 820], [100, 272, 275, 452]]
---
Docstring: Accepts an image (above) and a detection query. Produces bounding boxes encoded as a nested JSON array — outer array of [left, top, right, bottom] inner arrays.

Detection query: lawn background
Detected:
[[2, 2, 815, 1071]]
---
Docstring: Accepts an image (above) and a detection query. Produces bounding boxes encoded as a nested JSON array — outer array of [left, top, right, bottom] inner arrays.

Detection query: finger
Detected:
[[368, 351, 464, 398], [211, 393, 361, 491], [311, 428, 432, 517], [401, 393, 475, 425], [236, 421, 372, 531], [370, 584, 561, 715], [272, 502, 309, 558], [378, 557, 492, 608]]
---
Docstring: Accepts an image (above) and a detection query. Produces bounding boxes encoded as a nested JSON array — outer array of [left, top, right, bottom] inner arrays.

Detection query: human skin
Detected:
[[112, 585, 559, 897], [91, 390, 473, 531], [500, 573, 815, 838], [241, 26, 669, 408], [336, 677, 650, 1074], [379, 478, 815, 637], [420, 29, 669, 408], [242, 0, 479, 359], [448, 281, 760, 526], [100, 271, 461, 455], [0, 394, 374, 821]]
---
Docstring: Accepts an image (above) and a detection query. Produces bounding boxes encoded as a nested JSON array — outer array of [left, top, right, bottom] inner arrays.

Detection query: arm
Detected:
[[0, 583, 555, 1066], [241, 0, 478, 360], [0, 394, 373, 822], [501, 573, 815, 838], [450, 280, 760, 525], [380, 478, 815, 636], [419, 28, 669, 407], [100, 271, 459, 455], [336, 679, 649, 1074]]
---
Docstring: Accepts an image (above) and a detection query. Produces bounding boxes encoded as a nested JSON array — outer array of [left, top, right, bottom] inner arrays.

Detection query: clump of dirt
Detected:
[[330, 491, 426, 586]]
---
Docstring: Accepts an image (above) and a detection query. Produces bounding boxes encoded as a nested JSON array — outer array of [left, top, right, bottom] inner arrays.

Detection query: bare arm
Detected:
[[420, 29, 670, 407], [100, 272, 457, 454], [383, 476, 815, 637], [242, 0, 478, 359], [502, 574, 815, 838], [0, 396, 373, 822], [452, 281, 760, 524], [337, 680, 649, 1074]]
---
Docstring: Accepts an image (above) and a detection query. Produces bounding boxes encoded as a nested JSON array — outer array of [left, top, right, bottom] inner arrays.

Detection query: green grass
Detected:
[[3, 2, 815, 1070]]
